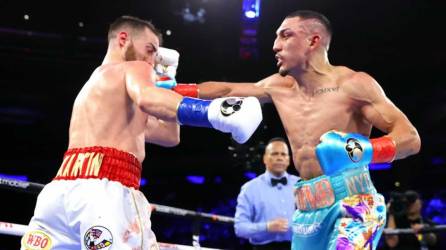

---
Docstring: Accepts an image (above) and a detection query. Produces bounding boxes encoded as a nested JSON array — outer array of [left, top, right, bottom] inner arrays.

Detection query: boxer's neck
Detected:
[[102, 46, 125, 65], [290, 50, 332, 92]]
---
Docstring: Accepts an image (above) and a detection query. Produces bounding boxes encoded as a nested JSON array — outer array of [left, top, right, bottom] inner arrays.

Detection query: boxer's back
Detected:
[[68, 63, 148, 161]]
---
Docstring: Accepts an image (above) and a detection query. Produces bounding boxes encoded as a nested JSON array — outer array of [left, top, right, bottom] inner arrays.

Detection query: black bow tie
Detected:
[[271, 177, 287, 186]]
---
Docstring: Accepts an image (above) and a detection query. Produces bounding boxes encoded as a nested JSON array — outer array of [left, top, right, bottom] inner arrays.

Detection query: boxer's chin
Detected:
[[279, 67, 289, 76]]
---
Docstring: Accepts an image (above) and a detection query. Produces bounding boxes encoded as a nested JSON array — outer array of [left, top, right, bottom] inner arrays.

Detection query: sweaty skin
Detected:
[[69, 27, 182, 162], [198, 17, 420, 180]]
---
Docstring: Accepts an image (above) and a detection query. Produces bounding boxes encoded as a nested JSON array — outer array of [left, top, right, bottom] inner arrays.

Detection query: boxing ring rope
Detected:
[[0, 221, 217, 250], [384, 226, 446, 235], [0, 177, 234, 223], [1, 177, 446, 248], [0, 177, 227, 250]]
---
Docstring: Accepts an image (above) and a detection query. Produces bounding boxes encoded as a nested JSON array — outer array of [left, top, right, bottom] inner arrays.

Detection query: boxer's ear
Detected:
[[308, 35, 321, 48], [118, 32, 129, 48]]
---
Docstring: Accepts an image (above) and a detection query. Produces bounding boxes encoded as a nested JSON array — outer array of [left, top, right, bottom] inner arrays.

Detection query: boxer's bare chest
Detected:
[[268, 84, 366, 178], [271, 85, 358, 145]]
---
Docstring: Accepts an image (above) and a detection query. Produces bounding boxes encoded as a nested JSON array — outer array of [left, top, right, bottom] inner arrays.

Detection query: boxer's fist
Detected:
[[177, 97, 262, 144], [155, 47, 179, 78], [315, 131, 373, 176], [155, 47, 179, 89], [208, 97, 262, 144], [155, 65, 178, 80]]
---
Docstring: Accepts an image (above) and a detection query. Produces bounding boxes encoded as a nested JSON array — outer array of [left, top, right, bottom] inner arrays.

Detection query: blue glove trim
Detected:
[[177, 97, 213, 128], [155, 79, 177, 89]]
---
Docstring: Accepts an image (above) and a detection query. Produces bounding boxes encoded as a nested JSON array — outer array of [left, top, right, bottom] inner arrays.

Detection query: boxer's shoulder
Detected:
[[257, 73, 295, 89], [93, 63, 127, 79], [336, 68, 380, 100], [122, 61, 154, 73], [120, 61, 157, 84]]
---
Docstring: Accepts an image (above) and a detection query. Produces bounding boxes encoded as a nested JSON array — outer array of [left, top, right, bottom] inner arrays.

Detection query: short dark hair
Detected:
[[286, 10, 332, 37], [267, 137, 287, 145], [107, 15, 162, 44], [264, 137, 288, 155], [405, 190, 421, 205]]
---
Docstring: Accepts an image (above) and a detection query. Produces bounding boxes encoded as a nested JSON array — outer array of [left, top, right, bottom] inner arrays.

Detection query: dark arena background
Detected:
[[1, 0, 445, 249]]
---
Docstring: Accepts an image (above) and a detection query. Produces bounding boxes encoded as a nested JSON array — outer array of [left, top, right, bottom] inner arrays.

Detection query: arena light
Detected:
[[242, 0, 260, 19], [0, 174, 28, 181], [180, 7, 206, 23], [244, 10, 256, 19], [186, 175, 205, 184], [140, 177, 148, 187], [244, 171, 257, 180], [239, 0, 261, 60]]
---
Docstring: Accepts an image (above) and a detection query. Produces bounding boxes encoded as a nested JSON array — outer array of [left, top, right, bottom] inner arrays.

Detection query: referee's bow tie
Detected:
[[271, 177, 287, 186]]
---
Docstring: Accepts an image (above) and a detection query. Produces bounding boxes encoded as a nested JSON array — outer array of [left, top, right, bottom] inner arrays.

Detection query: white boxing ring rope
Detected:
[[0, 221, 218, 250], [0, 177, 234, 223], [1, 177, 446, 249], [0, 177, 229, 250]]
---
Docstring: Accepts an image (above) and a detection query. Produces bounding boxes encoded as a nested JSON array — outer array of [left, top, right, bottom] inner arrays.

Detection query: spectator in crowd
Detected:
[[385, 190, 438, 250]]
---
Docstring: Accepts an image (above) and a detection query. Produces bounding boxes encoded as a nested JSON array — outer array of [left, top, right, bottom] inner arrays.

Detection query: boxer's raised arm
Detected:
[[125, 61, 263, 144], [198, 81, 270, 103], [197, 74, 296, 103]]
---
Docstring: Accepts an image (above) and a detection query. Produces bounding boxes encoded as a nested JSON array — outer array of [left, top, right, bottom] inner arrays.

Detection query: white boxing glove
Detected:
[[208, 97, 262, 143], [177, 96, 263, 143], [155, 47, 179, 79]]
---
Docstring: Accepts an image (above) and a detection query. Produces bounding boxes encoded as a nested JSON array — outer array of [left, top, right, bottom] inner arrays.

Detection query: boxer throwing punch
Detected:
[[159, 10, 421, 250]]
